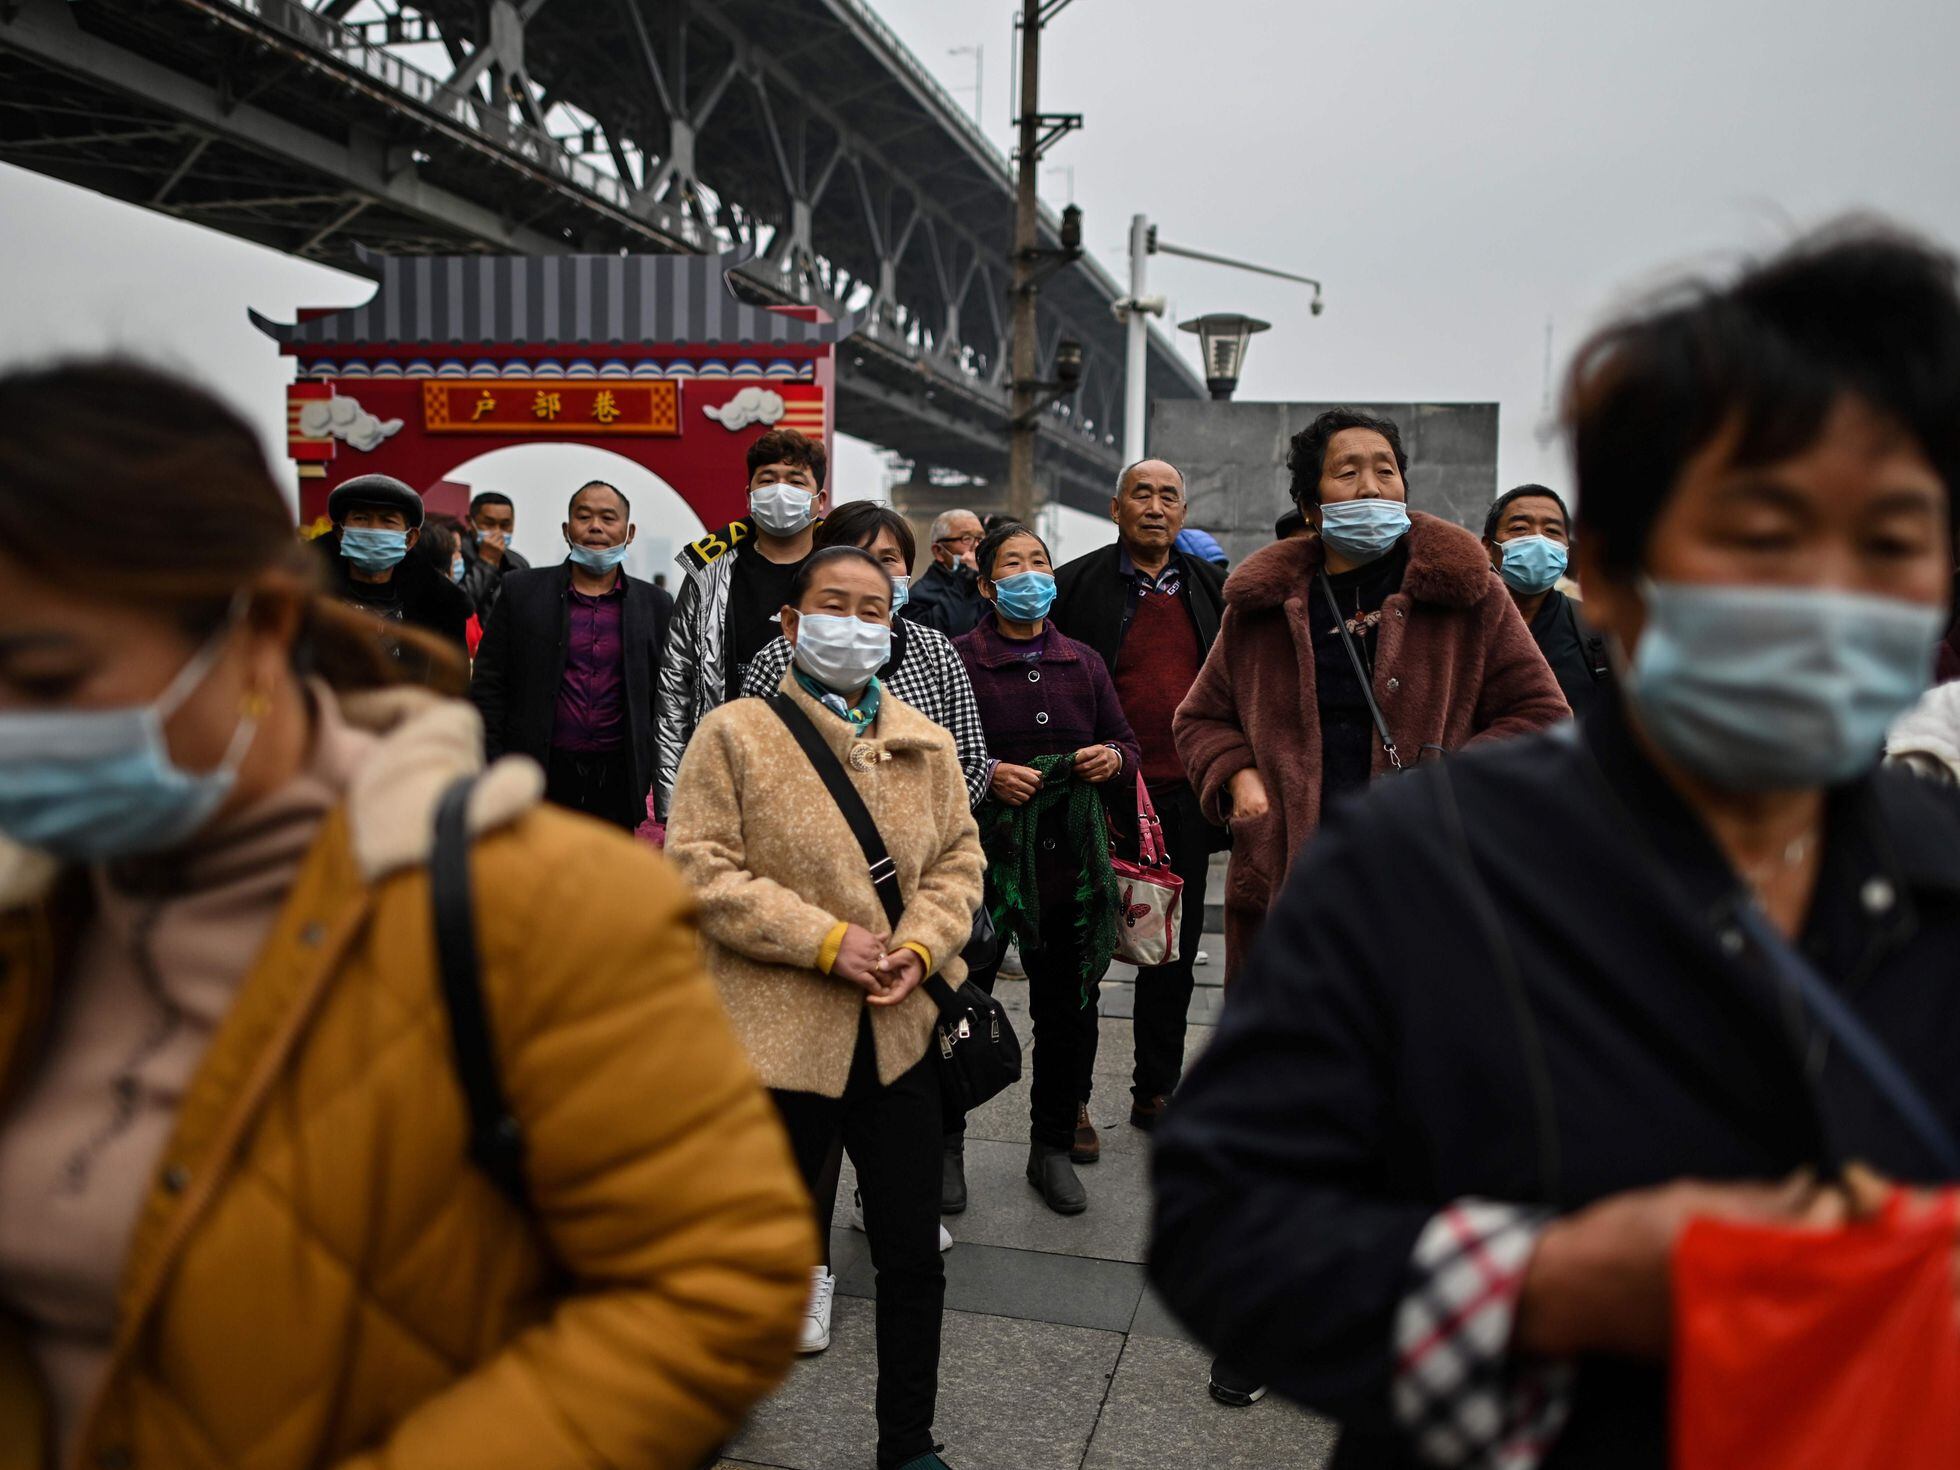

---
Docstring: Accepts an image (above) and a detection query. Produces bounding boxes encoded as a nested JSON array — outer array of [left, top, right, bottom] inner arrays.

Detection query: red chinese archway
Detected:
[[252, 245, 855, 532]]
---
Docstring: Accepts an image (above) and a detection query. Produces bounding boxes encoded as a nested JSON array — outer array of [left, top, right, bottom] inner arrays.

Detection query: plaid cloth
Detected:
[[1392, 1201, 1574, 1469], [742, 620, 992, 808]]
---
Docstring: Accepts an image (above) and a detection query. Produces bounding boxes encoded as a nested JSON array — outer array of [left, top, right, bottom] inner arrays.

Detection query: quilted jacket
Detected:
[[0, 688, 815, 1470], [654, 527, 741, 814]]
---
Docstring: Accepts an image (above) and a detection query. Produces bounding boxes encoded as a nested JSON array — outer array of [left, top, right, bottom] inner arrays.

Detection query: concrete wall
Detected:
[[1150, 400, 1501, 567]]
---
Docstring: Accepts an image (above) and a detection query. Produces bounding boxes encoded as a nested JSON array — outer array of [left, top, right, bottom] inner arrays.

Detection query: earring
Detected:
[[241, 688, 272, 719]]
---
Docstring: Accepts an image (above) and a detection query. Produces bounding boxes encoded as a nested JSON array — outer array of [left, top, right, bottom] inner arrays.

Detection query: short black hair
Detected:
[[975, 520, 1050, 580], [569, 480, 630, 518], [788, 543, 893, 605], [816, 500, 916, 567], [747, 427, 827, 490], [1275, 507, 1307, 539], [1482, 484, 1572, 541], [469, 491, 513, 518], [1566, 221, 1960, 580], [1287, 408, 1409, 507]]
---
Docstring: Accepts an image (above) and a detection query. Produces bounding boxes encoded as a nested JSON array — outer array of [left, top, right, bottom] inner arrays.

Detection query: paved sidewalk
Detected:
[[718, 904, 1339, 1470]]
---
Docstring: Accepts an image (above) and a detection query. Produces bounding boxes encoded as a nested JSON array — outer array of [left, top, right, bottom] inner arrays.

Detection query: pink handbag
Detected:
[[1111, 773, 1184, 967]]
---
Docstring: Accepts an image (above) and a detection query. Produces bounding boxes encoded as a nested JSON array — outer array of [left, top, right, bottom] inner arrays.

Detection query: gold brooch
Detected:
[[848, 744, 880, 770]]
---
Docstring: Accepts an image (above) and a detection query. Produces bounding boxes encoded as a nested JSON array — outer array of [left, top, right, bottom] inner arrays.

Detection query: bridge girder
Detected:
[[0, 0, 1204, 513]]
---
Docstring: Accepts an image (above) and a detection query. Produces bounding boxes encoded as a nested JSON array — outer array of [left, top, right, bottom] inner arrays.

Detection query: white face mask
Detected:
[[791, 612, 891, 692], [750, 484, 818, 536]]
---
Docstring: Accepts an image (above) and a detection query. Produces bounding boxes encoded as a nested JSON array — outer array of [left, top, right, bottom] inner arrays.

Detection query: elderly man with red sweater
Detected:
[[1175, 409, 1568, 982], [1053, 458, 1227, 1139]]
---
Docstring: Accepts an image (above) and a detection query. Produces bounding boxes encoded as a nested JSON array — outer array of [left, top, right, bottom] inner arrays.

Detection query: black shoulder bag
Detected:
[[767, 694, 1022, 1114], [1317, 571, 1406, 772], [431, 776, 530, 1211]]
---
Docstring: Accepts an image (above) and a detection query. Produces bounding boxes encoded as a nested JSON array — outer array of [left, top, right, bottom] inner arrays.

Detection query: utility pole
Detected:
[[1007, 0, 1082, 526], [1121, 213, 1157, 465]]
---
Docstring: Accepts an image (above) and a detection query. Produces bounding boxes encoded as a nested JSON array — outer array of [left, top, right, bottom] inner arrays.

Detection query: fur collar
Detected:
[[1223, 511, 1497, 613], [0, 688, 543, 910]]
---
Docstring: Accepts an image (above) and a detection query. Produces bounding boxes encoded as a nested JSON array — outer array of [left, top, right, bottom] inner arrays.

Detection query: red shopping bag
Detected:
[[1673, 1192, 1960, 1470]]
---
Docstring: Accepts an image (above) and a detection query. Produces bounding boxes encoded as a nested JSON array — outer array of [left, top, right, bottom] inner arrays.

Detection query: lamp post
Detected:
[[1113, 216, 1324, 460], [1179, 313, 1271, 400]]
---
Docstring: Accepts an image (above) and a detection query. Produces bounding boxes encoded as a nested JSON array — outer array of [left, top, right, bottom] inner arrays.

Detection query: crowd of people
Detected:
[[2, 219, 1960, 1470]]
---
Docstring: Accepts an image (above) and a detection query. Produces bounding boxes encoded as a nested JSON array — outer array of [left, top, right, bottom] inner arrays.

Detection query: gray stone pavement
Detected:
[[719, 881, 1340, 1470]]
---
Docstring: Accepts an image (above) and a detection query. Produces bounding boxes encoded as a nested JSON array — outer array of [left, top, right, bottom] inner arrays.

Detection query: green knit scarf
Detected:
[[980, 751, 1120, 1001]]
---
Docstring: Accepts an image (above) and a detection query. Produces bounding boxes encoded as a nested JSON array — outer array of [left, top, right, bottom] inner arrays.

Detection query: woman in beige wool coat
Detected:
[[666, 545, 985, 1470]]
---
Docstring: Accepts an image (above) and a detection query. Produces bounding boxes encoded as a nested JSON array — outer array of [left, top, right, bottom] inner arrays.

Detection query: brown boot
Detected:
[[1070, 1103, 1101, 1164], [1129, 1093, 1170, 1132]]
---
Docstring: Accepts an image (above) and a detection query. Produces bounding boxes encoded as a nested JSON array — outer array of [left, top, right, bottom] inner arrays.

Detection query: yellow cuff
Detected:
[[898, 940, 933, 974], [817, 922, 850, 975]]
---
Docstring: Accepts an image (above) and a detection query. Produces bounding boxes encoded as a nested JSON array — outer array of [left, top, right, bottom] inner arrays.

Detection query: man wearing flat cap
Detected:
[[315, 473, 472, 647]]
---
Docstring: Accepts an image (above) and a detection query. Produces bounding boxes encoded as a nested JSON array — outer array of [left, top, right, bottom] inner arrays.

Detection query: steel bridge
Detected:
[[0, 0, 1204, 513]]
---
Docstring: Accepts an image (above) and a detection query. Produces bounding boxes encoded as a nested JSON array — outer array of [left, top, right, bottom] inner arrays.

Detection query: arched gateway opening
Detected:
[[252, 246, 856, 554]]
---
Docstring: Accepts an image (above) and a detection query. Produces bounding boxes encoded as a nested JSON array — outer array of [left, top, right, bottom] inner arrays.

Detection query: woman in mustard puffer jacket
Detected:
[[0, 361, 815, 1470]]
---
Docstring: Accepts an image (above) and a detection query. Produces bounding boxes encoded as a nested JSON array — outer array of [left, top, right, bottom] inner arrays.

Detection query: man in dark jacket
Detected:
[[458, 490, 532, 623], [1053, 459, 1227, 1140], [904, 508, 987, 637], [471, 481, 672, 830], [315, 473, 472, 647], [1482, 484, 1611, 717]]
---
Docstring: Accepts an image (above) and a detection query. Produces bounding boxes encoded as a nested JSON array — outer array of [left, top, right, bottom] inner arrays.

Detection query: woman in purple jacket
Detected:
[[953, 523, 1140, 1216]]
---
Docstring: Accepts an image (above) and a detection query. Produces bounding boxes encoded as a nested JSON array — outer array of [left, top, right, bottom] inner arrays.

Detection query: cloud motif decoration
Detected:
[[298, 394, 404, 453], [703, 386, 786, 431]]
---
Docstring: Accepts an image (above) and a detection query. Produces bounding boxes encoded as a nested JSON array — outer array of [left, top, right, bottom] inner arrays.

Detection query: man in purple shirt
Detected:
[[470, 482, 673, 829]]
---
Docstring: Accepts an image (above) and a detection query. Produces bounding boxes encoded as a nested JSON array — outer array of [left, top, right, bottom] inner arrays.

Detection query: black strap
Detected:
[[432, 776, 529, 1210], [1317, 571, 1403, 770], [1733, 904, 1960, 1177], [767, 695, 905, 930]]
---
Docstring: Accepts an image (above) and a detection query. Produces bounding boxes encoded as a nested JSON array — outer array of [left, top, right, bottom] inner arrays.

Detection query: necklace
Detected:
[[1741, 832, 1815, 891]]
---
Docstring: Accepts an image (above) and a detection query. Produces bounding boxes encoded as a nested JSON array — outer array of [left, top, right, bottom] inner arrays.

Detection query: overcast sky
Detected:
[[6, 0, 1960, 564]]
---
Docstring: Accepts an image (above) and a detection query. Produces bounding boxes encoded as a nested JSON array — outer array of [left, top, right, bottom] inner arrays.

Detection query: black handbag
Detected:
[[767, 694, 1022, 1114]]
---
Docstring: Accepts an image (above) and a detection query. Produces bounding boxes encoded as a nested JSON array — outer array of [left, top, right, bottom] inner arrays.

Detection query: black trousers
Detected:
[[544, 746, 641, 831], [955, 882, 1102, 1152], [1129, 780, 1214, 1100], [772, 1018, 944, 1469]]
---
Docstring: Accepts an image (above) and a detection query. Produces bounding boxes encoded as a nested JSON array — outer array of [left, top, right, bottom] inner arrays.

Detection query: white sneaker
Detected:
[[799, 1268, 834, 1354], [1195, 948, 1211, 966], [850, 1187, 953, 1251]]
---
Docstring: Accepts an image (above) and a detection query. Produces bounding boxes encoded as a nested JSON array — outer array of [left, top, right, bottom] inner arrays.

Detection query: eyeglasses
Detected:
[[935, 534, 981, 548]]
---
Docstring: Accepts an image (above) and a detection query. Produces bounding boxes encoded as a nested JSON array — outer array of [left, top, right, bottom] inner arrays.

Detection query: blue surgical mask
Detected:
[[792, 612, 891, 692], [567, 540, 630, 572], [992, 570, 1057, 623], [449, 552, 466, 584], [1499, 535, 1569, 595], [339, 526, 409, 574], [0, 611, 259, 861], [1626, 578, 1942, 791], [890, 574, 911, 611], [1318, 499, 1411, 564]]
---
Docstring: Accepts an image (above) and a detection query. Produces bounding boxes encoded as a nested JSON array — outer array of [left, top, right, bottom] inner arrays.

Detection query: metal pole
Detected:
[[1122, 211, 1150, 466], [1006, 0, 1042, 526]]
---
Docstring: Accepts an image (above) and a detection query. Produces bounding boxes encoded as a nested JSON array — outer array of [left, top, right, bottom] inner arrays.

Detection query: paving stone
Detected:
[[938, 1137, 1152, 1263], [1082, 1334, 1341, 1470], [835, 1237, 1147, 1334], [728, 1298, 1123, 1470], [1125, 1282, 1195, 1343]]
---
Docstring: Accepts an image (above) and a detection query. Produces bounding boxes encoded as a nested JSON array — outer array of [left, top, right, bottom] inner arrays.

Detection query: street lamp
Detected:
[[1179, 313, 1271, 400]]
